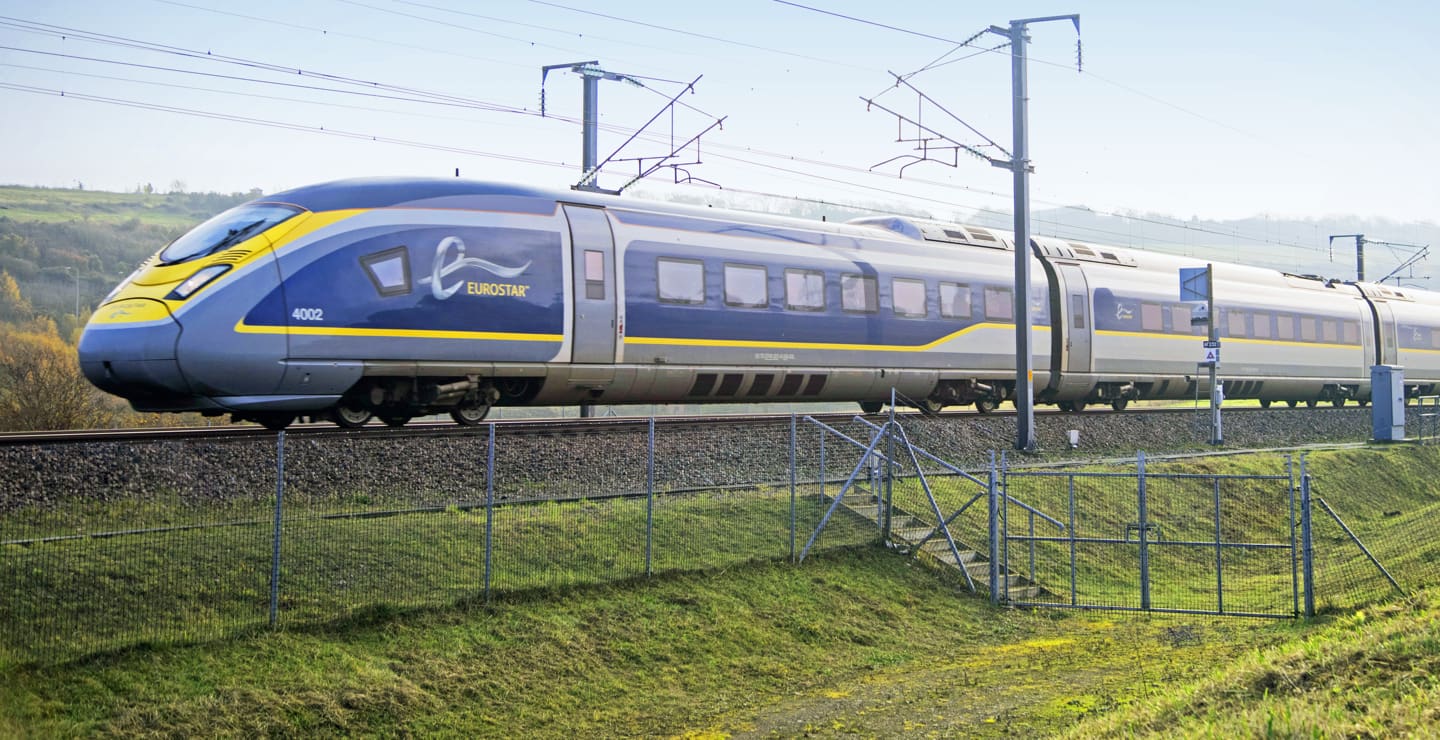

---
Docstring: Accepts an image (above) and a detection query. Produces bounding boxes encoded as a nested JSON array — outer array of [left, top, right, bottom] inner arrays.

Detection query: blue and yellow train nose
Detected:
[[78, 298, 199, 411]]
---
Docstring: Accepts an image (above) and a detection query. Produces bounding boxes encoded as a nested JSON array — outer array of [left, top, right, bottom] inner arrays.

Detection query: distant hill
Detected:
[[0, 185, 255, 336]]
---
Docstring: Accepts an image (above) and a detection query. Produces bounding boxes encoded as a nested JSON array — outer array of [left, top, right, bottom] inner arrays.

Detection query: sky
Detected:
[[1, 0, 1437, 238]]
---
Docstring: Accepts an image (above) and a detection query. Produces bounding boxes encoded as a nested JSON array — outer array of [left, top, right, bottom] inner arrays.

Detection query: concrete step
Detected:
[[930, 548, 983, 566]]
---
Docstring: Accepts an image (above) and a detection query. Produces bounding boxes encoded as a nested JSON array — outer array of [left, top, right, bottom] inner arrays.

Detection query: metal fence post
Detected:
[[485, 423, 495, 605], [1287, 455, 1299, 616], [1067, 473, 1077, 607], [268, 430, 285, 628], [1027, 511, 1036, 584], [1000, 450, 1009, 599], [883, 389, 896, 544], [989, 451, 1000, 605], [1213, 477, 1223, 614], [1300, 457, 1315, 617], [646, 416, 655, 577], [1138, 450, 1151, 611], [789, 413, 797, 564]]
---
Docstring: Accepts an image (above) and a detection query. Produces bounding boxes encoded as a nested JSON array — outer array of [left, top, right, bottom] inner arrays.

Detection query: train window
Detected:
[[360, 246, 412, 297], [841, 274, 878, 313], [1167, 304, 1190, 334], [723, 263, 768, 308], [1072, 294, 1086, 329], [584, 250, 605, 300], [892, 278, 926, 318], [1277, 315, 1295, 340], [1345, 322, 1361, 345], [940, 282, 972, 319], [984, 286, 1012, 321], [1141, 303, 1163, 332], [1227, 310, 1247, 338], [657, 258, 705, 304], [1322, 320, 1338, 343], [1300, 318, 1317, 342], [785, 269, 825, 311], [1253, 313, 1272, 339], [1431, 329, 1440, 350]]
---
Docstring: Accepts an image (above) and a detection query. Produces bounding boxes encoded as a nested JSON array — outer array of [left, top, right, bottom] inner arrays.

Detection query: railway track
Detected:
[[0, 404, 1317, 446]]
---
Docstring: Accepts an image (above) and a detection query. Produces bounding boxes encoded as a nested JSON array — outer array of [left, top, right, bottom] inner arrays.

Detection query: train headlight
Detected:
[[166, 264, 231, 301]]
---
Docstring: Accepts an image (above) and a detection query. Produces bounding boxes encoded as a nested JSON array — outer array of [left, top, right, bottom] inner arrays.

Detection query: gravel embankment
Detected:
[[0, 407, 1415, 515]]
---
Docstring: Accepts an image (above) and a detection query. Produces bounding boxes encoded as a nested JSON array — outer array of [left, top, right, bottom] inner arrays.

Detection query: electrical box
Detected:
[[1371, 365, 1405, 442]]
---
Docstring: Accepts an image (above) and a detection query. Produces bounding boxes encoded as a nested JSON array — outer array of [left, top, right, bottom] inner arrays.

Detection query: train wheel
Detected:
[[379, 414, 412, 428], [1111, 399, 1129, 411], [974, 399, 996, 414], [918, 399, 945, 415], [1286, 400, 1298, 408], [1332, 398, 1347, 408], [1072, 401, 1087, 413], [1306, 399, 1319, 409], [1057, 401, 1074, 412], [1259, 400, 1272, 409], [450, 403, 491, 426], [255, 413, 294, 431], [859, 401, 884, 414], [331, 403, 372, 428]]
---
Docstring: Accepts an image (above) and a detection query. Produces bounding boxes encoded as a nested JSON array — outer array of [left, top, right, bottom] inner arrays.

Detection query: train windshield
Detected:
[[159, 203, 304, 265]]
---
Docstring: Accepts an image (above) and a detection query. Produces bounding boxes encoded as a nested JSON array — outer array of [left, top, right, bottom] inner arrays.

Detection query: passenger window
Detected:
[[584, 250, 605, 300], [1072, 294, 1086, 329], [1431, 328, 1440, 350], [841, 274, 878, 313], [892, 278, 926, 318], [1277, 315, 1295, 340], [1227, 310, 1247, 338], [723, 263, 767, 308], [984, 286, 1012, 321], [657, 258, 704, 304], [784, 269, 824, 311], [1253, 312, 1271, 339], [1167, 304, 1190, 334], [1322, 320, 1338, 343], [1141, 303, 1163, 332], [940, 282, 972, 319], [1300, 318, 1317, 342]]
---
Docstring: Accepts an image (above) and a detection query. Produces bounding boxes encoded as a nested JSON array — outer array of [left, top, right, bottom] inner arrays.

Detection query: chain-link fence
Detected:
[[0, 419, 876, 666], [5, 413, 1439, 667]]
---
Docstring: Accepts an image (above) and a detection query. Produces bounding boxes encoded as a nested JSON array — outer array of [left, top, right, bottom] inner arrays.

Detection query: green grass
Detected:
[[1, 445, 1438, 736], [0, 547, 1299, 738], [1064, 589, 1440, 738], [0, 487, 869, 666]]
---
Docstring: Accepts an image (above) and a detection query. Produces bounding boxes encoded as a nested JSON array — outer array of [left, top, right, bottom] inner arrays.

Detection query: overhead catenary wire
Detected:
[[0, 9, 1374, 260]]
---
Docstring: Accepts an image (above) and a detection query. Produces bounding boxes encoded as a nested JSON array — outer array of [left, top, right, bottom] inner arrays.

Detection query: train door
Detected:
[[1057, 263, 1092, 373], [562, 204, 617, 364], [1372, 300, 1399, 366]]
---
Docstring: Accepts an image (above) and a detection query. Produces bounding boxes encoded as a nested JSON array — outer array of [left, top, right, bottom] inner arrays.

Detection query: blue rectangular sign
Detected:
[[1179, 267, 1209, 302]]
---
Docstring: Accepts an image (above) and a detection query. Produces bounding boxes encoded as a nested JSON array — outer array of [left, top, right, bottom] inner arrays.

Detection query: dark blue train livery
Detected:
[[78, 177, 1440, 428]]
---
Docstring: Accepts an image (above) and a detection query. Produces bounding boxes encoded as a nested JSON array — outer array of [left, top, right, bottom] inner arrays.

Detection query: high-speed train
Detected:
[[78, 177, 1440, 429]]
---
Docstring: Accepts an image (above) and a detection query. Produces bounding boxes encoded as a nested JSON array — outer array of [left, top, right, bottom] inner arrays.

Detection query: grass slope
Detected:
[[1, 445, 1437, 736], [1065, 590, 1440, 738], [0, 548, 1289, 738]]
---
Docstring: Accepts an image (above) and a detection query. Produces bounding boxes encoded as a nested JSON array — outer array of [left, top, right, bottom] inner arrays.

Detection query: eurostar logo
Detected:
[[417, 236, 532, 300]]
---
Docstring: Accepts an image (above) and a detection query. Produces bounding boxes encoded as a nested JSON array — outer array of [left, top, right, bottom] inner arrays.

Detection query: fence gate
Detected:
[[1000, 453, 1301, 618]]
